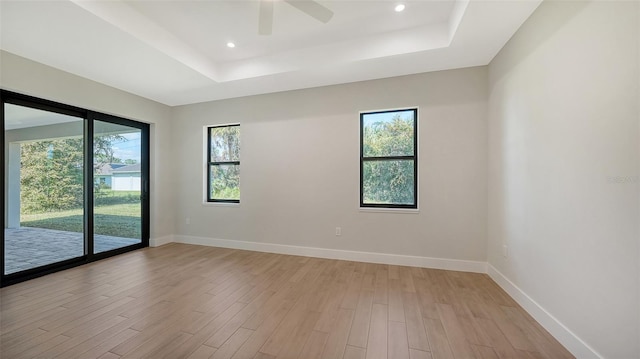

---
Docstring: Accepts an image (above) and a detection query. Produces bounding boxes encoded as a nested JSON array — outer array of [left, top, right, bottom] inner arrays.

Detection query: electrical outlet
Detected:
[[186, 217, 191, 225], [335, 227, 341, 236], [502, 244, 508, 258]]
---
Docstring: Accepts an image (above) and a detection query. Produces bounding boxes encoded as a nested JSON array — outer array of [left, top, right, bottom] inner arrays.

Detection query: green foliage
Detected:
[[210, 165, 240, 200], [94, 190, 141, 206], [363, 160, 414, 204], [363, 115, 414, 157], [362, 114, 416, 205], [21, 139, 84, 213], [20, 135, 133, 214], [210, 126, 240, 162], [211, 186, 240, 201], [97, 183, 111, 191]]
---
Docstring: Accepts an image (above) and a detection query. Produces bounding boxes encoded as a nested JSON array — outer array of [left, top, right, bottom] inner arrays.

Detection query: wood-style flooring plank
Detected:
[[373, 268, 389, 305], [365, 303, 388, 359], [436, 303, 476, 358], [388, 320, 410, 359], [471, 345, 500, 359], [210, 328, 253, 359], [408, 349, 433, 359], [423, 317, 454, 359], [473, 318, 520, 359], [66, 328, 140, 359], [187, 344, 218, 359], [343, 345, 366, 359], [229, 298, 295, 359], [401, 292, 430, 352], [0, 244, 575, 359], [346, 290, 373, 349], [320, 308, 354, 359], [97, 352, 121, 359], [299, 330, 329, 359], [388, 279, 405, 323]]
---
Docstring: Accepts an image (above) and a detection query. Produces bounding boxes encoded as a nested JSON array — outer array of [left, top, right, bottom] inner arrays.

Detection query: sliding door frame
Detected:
[[1, 90, 150, 287], [89, 111, 150, 261]]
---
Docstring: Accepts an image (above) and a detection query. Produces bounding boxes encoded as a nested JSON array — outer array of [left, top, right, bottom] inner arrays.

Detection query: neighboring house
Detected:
[[111, 163, 141, 191], [95, 163, 127, 188]]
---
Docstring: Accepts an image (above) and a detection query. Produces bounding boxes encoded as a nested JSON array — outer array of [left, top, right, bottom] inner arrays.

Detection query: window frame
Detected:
[[206, 124, 240, 203], [360, 108, 418, 209]]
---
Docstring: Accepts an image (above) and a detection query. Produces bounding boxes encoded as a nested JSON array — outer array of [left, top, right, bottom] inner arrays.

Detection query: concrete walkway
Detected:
[[4, 227, 140, 274]]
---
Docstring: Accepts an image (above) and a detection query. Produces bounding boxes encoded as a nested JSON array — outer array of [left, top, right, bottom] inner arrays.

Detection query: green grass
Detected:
[[94, 190, 141, 206], [21, 203, 141, 239]]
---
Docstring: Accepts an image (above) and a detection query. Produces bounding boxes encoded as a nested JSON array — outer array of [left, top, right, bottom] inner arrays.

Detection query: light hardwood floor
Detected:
[[1, 243, 574, 359]]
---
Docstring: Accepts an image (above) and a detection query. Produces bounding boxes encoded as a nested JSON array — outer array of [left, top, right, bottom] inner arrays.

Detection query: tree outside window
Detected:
[[207, 125, 240, 202], [360, 109, 417, 209]]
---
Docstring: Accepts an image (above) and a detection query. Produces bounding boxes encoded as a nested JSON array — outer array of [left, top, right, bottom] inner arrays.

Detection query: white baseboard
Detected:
[[149, 235, 174, 247], [487, 264, 602, 359], [173, 235, 487, 273]]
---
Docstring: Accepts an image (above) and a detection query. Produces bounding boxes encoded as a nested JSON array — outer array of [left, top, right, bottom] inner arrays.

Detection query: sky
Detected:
[[111, 132, 141, 163]]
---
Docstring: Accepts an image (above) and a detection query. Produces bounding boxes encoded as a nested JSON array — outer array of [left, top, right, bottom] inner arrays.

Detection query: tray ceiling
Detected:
[[0, 0, 541, 106]]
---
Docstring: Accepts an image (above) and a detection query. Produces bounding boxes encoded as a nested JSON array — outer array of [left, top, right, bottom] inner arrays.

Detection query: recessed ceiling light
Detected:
[[394, 4, 405, 12], [226, 42, 236, 48]]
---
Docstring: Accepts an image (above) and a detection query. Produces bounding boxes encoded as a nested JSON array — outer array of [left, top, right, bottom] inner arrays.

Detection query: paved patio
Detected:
[[4, 227, 140, 274]]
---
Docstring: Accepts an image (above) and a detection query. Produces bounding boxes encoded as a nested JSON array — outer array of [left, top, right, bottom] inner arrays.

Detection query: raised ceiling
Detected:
[[0, 0, 541, 106]]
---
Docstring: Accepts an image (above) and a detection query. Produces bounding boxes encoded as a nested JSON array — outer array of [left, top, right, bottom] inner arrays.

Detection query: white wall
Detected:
[[171, 67, 488, 265], [1, 50, 175, 242], [487, 1, 639, 358]]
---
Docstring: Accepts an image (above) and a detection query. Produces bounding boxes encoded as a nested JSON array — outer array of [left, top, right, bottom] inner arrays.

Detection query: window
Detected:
[[360, 108, 417, 209], [207, 124, 240, 202]]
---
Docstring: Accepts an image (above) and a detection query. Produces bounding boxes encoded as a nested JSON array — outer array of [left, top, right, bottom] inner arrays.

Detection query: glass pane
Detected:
[[210, 164, 240, 201], [4, 103, 84, 274], [210, 126, 240, 162], [363, 160, 415, 205], [93, 121, 142, 254], [362, 110, 415, 157]]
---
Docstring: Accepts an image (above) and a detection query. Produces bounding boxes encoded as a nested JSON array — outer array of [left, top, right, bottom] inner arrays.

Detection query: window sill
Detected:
[[359, 207, 419, 214], [202, 202, 240, 207]]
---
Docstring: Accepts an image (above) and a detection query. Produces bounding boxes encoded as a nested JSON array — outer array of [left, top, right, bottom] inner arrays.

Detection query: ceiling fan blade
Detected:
[[284, 0, 334, 23], [258, 0, 274, 35]]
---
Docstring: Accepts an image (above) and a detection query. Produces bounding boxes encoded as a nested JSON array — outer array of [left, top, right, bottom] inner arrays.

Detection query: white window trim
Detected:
[[359, 207, 420, 214]]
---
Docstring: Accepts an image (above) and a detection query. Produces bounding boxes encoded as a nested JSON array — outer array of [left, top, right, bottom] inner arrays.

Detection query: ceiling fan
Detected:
[[258, 0, 334, 35]]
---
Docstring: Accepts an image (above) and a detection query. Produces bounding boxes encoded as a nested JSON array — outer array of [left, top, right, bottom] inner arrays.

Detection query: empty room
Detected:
[[1, 0, 639, 358]]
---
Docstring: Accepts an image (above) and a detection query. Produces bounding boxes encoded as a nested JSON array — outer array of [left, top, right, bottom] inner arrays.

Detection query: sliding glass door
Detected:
[[3, 103, 86, 274], [93, 119, 145, 254], [2, 91, 149, 286]]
